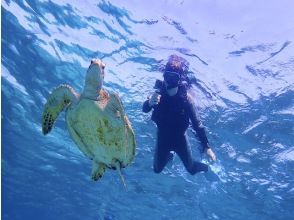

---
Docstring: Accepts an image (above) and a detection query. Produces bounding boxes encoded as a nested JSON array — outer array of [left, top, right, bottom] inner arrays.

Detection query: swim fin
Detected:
[[204, 166, 220, 182]]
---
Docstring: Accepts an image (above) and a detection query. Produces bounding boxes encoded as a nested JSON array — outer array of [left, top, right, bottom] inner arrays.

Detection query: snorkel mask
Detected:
[[163, 71, 180, 89], [163, 55, 189, 89]]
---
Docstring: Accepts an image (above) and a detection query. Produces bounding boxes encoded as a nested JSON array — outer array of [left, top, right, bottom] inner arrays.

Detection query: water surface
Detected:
[[2, 0, 294, 219]]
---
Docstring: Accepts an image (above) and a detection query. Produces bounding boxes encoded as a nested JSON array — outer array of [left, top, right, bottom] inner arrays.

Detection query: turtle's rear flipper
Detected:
[[42, 84, 79, 135], [91, 162, 106, 181]]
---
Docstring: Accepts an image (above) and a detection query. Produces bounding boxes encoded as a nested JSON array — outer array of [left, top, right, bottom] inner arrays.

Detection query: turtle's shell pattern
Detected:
[[66, 90, 135, 168]]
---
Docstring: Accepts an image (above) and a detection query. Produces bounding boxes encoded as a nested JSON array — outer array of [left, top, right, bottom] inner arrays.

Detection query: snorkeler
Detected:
[[142, 55, 217, 177]]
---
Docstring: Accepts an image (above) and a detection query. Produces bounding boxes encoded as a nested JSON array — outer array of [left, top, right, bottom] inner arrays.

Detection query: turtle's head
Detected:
[[82, 59, 106, 100]]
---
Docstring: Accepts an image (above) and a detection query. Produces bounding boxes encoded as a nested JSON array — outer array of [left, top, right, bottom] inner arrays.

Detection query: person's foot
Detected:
[[204, 166, 220, 182]]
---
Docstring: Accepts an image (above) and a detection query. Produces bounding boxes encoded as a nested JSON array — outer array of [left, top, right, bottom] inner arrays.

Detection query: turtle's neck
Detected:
[[81, 66, 103, 100], [82, 85, 101, 100]]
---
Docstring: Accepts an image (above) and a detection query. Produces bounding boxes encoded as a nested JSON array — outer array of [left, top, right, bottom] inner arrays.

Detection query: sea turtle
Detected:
[[42, 59, 136, 185]]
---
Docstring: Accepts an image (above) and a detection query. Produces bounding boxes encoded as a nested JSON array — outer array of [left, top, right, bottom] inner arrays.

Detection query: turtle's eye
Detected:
[[91, 59, 98, 65], [101, 63, 105, 70]]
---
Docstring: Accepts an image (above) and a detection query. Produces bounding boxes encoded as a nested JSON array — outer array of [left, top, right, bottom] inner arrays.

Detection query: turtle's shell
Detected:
[[66, 90, 135, 168]]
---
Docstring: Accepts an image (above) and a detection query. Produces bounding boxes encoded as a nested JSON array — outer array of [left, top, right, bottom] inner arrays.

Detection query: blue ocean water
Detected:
[[2, 0, 294, 219]]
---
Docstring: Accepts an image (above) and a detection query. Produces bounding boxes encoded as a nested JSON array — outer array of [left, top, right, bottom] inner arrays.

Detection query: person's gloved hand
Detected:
[[206, 147, 216, 161], [148, 92, 161, 107]]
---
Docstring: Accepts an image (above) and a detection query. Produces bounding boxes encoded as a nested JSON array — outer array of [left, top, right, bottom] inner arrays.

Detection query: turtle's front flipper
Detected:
[[42, 84, 79, 135], [91, 162, 106, 181]]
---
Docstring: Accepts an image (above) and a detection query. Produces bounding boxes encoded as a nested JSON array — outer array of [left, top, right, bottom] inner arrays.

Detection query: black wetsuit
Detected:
[[142, 85, 209, 174]]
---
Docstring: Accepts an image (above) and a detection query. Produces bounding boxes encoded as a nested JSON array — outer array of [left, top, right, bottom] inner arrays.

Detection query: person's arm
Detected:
[[186, 95, 216, 161], [142, 92, 161, 113], [142, 99, 152, 113], [187, 98, 210, 150]]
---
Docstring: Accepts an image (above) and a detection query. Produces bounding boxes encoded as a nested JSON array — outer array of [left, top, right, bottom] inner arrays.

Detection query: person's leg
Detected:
[[153, 131, 174, 173], [175, 135, 208, 175]]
